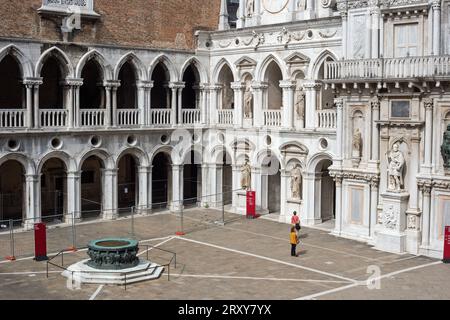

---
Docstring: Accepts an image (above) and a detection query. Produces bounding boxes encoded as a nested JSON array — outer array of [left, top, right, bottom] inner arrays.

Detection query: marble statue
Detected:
[[244, 82, 253, 118], [387, 143, 406, 192], [294, 85, 305, 119], [290, 164, 302, 200], [241, 160, 252, 190], [246, 0, 254, 17], [352, 128, 362, 157], [441, 124, 450, 169]]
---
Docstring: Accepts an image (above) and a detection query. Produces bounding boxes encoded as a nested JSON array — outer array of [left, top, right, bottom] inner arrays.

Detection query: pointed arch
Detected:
[[148, 54, 178, 83], [114, 52, 147, 81], [0, 44, 34, 78], [309, 49, 339, 80], [180, 56, 208, 83], [255, 54, 288, 81], [213, 58, 237, 84], [76, 49, 113, 80], [35, 46, 74, 78]]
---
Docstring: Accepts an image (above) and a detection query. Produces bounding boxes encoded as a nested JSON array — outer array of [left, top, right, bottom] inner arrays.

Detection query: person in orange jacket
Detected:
[[290, 226, 299, 257]]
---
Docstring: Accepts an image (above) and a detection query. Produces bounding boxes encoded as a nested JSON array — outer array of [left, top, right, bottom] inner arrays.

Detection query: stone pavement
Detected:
[[0, 208, 449, 300]]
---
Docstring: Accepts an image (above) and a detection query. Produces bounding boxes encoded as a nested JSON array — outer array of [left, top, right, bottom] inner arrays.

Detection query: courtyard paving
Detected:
[[0, 208, 449, 300]]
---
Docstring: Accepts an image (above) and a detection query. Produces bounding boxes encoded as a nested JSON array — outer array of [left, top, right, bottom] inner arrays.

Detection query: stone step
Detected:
[[68, 266, 165, 285]]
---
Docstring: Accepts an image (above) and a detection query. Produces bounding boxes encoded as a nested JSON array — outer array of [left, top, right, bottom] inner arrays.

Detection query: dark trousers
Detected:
[[291, 244, 297, 256]]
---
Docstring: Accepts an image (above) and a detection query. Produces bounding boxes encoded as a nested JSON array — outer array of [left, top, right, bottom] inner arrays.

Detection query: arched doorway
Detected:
[[40, 158, 67, 221], [80, 156, 104, 219], [183, 150, 202, 207], [261, 154, 281, 214], [152, 152, 172, 210], [315, 159, 335, 222], [80, 59, 105, 126], [117, 154, 138, 214], [265, 61, 283, 110], [117, 61, 138, 126], [0, 160, 24, 223], [218, 64, 234, 110], [318, 57, 335, 110], [181, 64, 201, 124]]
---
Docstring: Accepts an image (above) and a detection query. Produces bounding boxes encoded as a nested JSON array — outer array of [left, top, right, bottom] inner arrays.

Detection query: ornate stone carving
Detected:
[[244, 81, 253, 118], [246, 0, 254, 17], [352, 128, 362, 167], [441, 124, 450, 172], [407, 214, 417, 230], [318, 29, 338, 39], [387, 143, 406, 192], [297, 0, 306, 10], [321, 0, 333, 8], [290, 164, 302, 200], [277, 27, 292, 47], [383, 204, 398, 230], [294, 84, 305, 119], [240, 160, 252, 190]]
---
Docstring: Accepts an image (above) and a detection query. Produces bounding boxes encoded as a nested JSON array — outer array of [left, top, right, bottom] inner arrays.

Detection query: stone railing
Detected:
[[325, 55, 450, 81], [80, 109, 106, 127], [217, 109, 234, 126], [0, 109, 26, 128], [117, 109, 140, 127], [264, 110, 282, 127], [182, 109, 201, 125], [150, 108, 172, 126], [39, 109, 67, 127], [316, 109, 337, 129]]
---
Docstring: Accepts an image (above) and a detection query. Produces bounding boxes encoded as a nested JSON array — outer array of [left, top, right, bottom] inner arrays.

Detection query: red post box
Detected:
[[246, 191, 256, 219], [34, 223, 48, 261], [444, 226, 450, 264]]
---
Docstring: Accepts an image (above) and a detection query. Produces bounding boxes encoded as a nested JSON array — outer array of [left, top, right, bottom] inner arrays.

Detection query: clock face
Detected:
[[263, 0, 290, 14]]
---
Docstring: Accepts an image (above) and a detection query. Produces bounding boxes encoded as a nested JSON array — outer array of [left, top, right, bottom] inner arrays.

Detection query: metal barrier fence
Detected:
[[0, 187, 242, 262]]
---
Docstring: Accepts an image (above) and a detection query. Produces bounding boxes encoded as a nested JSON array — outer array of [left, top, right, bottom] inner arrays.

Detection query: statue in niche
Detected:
[[246, 0, 254, 17], [294, 85, 305, 119], [244, 81, 253, 118], [290, 164, 302, 200], [222, 85, 233, 109], [441, 124, 450, 170], [352, 128, 362, 158], [387, 143, 406, 192], [240, 160, 252, 191]]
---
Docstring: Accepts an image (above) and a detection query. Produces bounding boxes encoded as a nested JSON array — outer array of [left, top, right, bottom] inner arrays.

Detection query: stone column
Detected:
[[332, 174, 343, 235], [423, 98, 434, 173], [32, 78, 43, 128], [202, 164, 213, 207], [102, 169, 118, 220], [237, 0, 245, 28], [232, 165, 241, 211], [432, 0, 441, 55], [280, 80, 295, 130], [253, 167, 264, 211], [24, 174, 40, 230], [105, 84, 112, 127], [341, 11, 348, 59], [305, 0, 315, 19], [177, 83, 185, 125], [369, 178, 379, 239], [137, 166, 150, 214], [218, 0, 230, 30], [65, 78, 83, 129], [209, 85, 221, 126], [370, 97, 381, 164], [302, 172, 316, 225], [335, 98, 344, 167], [137, 81, 153, 127], [22, 79, 36, 128], [280, 169, 289, 218], [231, 82, 244, 128], [169, 83, 178, 126], [111, 85, 119, 127], [370, 6, 380, 59], [66, 171, 81, 223], [303, 82, 320, 130], [420, 183, 432, 248], [171, 164, 184, 212], [252, 82, 267, 128], [199, 84, 207, 124]]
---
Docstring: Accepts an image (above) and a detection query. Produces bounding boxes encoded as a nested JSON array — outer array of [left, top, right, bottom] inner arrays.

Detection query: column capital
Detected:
[[67, 171, 81, 178], [231, 82, 246, 90], [371, 96, 381, 110], [101, 168, 119, 175], [169, 82, 185, 89], [432, 0, 441, 10], [137, 80, 154, 89], [104, 80, 121, 88], [63, 78, 84, 87], [25, 174, 40, 181], [251, 81, 268, 90], [138, 165, 152, 173], [279, 80, 296, 89], [23, 77, 43, 87], [302, 81, 322, 90], [423, 98, 434, 110], [334, 98, 344, 109], [418, 180, 433, 195]]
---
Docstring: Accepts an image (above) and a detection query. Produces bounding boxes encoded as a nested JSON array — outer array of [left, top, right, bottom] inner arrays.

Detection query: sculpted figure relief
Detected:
[[352, 128, 362, 157], [294, 85, 305, 119], [244, 81, 253, 118], [241, 160, 252, 190], [387, 143, 406, 192], [441, 124, 450, 170], [290, 164, 302, 200], [297, 0, 306, 10]]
